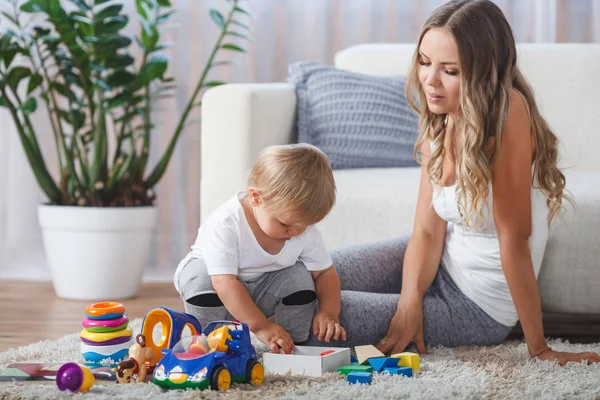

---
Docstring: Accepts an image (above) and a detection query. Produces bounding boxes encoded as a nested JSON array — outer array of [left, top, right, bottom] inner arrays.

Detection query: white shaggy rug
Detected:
[[1, 319, 599, 399]]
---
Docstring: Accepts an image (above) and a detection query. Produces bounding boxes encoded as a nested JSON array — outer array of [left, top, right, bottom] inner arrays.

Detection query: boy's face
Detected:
[[249, 190, 308, 241]]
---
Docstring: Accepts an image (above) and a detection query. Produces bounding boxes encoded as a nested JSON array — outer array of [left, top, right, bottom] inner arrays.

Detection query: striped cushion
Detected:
[[288, 61, 419, 169]]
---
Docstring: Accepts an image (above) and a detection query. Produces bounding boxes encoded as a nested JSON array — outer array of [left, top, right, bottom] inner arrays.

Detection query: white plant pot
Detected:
[[38, 205, 158, 300]]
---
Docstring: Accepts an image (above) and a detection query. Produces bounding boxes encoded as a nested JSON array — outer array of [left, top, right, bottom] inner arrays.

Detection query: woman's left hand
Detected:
[[535, 348, 600, 365]]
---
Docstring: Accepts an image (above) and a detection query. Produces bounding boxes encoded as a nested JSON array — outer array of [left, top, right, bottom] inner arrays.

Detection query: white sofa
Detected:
[[200, 43, 600, 316]]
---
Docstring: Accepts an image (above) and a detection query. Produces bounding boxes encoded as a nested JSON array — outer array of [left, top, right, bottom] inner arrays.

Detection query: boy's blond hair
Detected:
[[248, 144, 336, 225]]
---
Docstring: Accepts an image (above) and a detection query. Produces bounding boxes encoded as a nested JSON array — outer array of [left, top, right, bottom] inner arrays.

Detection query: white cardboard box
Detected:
[[263, 346, 351, 377]]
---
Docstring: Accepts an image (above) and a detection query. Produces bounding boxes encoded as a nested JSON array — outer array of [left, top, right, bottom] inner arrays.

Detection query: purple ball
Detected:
[[56, 363, 83, 392]]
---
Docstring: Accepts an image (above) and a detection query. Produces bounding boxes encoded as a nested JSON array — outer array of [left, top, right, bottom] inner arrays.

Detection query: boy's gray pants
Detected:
[[177, 258, 317, 342]]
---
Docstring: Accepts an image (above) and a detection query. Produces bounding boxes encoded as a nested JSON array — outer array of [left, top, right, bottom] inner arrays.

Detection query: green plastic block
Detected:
[[337, 363, 374, 376]]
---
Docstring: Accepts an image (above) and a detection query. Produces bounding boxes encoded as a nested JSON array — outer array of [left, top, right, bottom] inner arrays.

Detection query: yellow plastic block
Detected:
[[391, 352, 420, 371]]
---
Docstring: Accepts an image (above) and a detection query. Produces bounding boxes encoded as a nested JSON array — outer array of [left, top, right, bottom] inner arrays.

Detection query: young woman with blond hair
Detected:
[[307, 0, 600, 365]]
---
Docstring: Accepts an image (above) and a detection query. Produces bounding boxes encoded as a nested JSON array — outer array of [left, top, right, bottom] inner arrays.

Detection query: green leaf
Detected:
[[95, 0, 114, 4], [71, 109, 86, 131], [20, 0, 46, 13], [157, 0, 171, 6], [226, 31, 252, 41], [98, 15, 129, 34], [71, 15, 94, 25], [233, 6, 253, 18], [230, 19, 253, 32], [209, 9, 226, 29], [106, 91, 131, 109], [221, 43, 245, 53], [95, 4, 123, 21], [71, 0, 91, 11], [141, 25, 158, 50], [71, 15, 95, 37], [0, 96, 6, 107], [105, 70, 136, 88], [27, 74, 43, 95], [136, 0, 151, 20], [138, 54, 169, 87], [105, 53, 135, 68], [20, 97, 37, 114], [3, 48, 19, 69], [7, 66, 31, 92], [156, 10, 174, 24], [203, 81, 226, 87], [97, 79, 112, 91], [53, 82, 79, 103]]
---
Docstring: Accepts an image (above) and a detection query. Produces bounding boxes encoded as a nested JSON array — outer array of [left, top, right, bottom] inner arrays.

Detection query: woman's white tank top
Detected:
[[432, 179, 549, 326]]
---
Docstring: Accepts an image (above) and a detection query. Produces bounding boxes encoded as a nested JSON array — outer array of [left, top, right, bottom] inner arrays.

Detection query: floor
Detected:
[[1, 281, 599, 353], [0, 281, 182, 352]]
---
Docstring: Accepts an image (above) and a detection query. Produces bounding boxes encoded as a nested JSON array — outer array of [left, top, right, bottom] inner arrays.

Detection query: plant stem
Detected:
[[0, 85, 62, 202], [33, 39, 68, 178], [144, 4, 236, 189]]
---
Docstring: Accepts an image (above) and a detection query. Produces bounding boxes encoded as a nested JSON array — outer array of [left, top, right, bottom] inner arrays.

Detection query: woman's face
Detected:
[[418, 27, 461, 115]]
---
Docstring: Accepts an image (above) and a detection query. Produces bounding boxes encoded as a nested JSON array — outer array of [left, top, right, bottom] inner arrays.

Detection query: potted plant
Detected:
[[0, 0, 252, 299]]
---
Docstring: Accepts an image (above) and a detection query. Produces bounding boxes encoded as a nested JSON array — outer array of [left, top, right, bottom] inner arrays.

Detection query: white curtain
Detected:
[[1, 0, 599, 282]]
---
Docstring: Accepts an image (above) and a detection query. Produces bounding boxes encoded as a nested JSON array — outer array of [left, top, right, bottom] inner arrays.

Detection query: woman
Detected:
[[306, 0, 600, 365]]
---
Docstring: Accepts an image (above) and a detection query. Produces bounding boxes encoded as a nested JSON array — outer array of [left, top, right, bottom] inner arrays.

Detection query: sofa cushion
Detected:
[[318, 167, 421, 250], [288, 61, 419, 169], [538, 170, 600, 314]]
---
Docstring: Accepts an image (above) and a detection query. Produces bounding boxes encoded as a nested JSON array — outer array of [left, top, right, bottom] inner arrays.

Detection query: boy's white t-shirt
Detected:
[[174, 191, 332, 291]]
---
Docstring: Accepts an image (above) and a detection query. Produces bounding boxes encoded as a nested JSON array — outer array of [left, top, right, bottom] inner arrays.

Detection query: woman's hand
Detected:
[[534, 348, 600, 365], [375, 293, 428, 355]]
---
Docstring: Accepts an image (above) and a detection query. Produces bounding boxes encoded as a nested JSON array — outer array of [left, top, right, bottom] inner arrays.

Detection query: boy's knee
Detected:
[[282, 290, 317, 306], [186, 292, 223, 307]]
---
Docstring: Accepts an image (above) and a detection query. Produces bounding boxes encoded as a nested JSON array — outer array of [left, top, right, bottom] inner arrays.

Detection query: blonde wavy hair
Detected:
[[407, 0, 569, 229]]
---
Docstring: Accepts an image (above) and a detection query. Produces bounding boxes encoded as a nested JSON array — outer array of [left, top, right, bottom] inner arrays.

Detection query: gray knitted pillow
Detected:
[[288, 61, 419, 169]]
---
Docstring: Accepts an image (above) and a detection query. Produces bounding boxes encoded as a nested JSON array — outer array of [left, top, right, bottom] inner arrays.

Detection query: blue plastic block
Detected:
[[347, 371, 372, 384], [384, 366, 413, 377], [350, 355, 358, 364], [368, 357, 399, 372]]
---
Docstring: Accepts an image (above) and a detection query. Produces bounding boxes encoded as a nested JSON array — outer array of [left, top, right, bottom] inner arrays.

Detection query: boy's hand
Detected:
[[254, 321, 295, 354], [313, 311, 347, 342]]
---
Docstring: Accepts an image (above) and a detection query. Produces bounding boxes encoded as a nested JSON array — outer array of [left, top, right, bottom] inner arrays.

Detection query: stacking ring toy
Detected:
[[81, 335, 132, 346], [80, 327, 133, 343], [85, 302, 125, 320], [81, 340, 133, 365], [82, 315, 129, 333]]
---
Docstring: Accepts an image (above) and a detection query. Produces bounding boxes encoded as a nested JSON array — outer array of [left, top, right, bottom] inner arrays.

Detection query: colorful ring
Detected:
[[86, 312, 124, 321], [80, 327, 133, 343], [85, 302, 125, 319], [83, 322, 129, 333], [80, 335, 132, 346], [82, 315, 129, 330]]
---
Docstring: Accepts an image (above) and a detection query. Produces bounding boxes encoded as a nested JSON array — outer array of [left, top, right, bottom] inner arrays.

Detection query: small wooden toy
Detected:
[[384, 366, 413, 377], [355, 345, 385, 365], [391, 352, 421, 371], [367, 357, 400, 372], [337, 363, 374, 376], [347, 371, 372, 385]]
